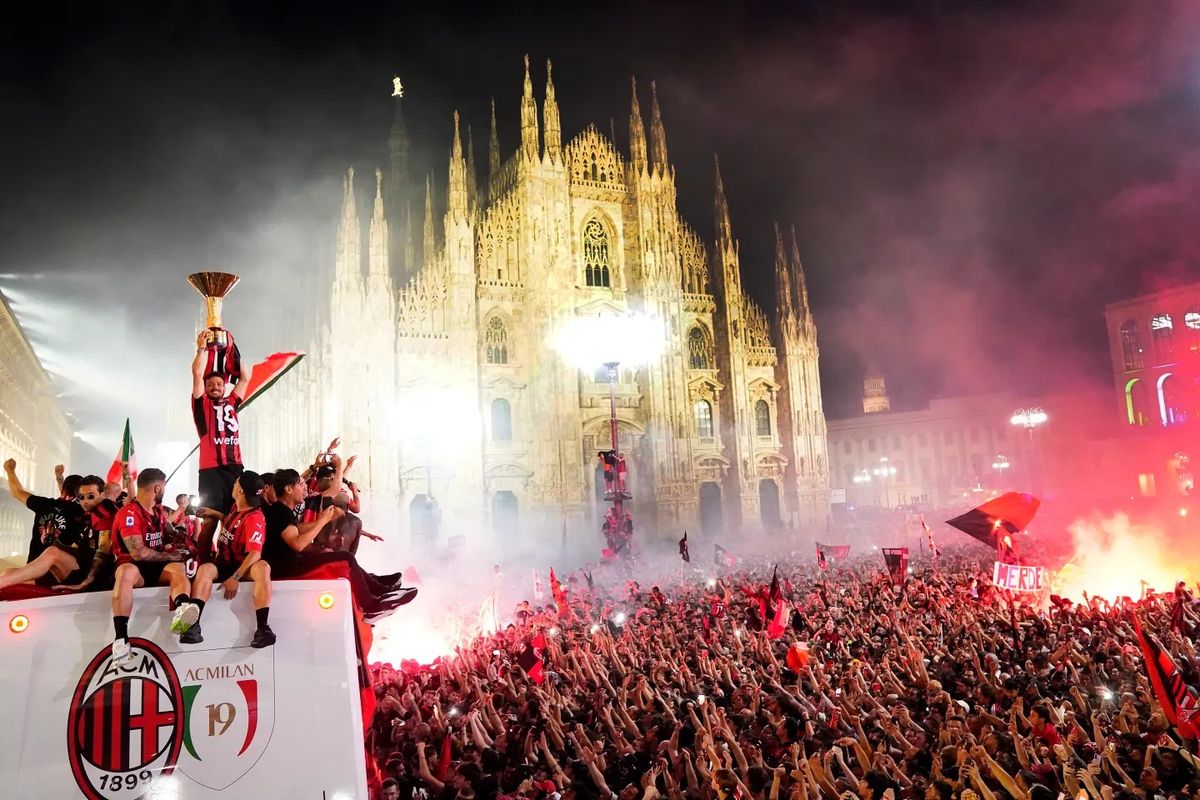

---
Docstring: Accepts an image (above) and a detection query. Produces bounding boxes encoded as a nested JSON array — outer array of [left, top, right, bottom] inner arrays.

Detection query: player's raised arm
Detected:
[[191, 331, 208, 399], [3, 458, 31, 505]]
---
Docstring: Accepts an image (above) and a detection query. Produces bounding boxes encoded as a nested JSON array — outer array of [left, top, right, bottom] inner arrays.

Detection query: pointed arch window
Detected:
[[1186, 309, 1200, 353], [485, 317, 509, 365], [1120, 319, 1143, 371], [754, 399, 772, 437], [694, 400, 714, 440], [582, 219, 611, 287], [1152, 313, 1175, 365], [491, 398, 512, 442], [687, 326, 713, 370]]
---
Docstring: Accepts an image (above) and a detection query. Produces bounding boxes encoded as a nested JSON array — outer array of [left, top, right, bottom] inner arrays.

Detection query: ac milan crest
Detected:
[[67, 638, 184, 800]]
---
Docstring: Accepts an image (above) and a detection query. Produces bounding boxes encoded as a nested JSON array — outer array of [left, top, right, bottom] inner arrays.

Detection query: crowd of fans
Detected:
[[369, 548, 1200, 800]]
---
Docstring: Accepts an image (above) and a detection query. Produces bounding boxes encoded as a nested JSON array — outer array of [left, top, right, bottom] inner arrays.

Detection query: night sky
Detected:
[[2, 1, 1198, 462]]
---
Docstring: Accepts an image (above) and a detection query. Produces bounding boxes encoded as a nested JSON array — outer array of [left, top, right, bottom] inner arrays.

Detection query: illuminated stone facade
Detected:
[[0, 291, 71, 559], [248, 58, 830, 548]]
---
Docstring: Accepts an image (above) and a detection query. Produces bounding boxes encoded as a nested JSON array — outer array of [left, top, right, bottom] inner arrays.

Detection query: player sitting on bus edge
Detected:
[[185, 470, 275, 647], [110, 468, 199, 666], [0, 461, 107, 591]]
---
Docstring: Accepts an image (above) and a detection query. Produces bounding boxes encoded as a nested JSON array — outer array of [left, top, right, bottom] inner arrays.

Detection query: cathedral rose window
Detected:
[[583, 219, 611, 288]]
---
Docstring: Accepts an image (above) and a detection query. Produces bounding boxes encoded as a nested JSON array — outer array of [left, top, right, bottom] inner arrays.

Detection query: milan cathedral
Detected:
[[248, 56, 830, 548]]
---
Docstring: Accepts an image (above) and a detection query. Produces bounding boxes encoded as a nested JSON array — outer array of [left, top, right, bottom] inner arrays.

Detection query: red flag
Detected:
[[434, 732, 452, 781], [816, 544, 827, 572], [1134, 616, 1200, 738], [767, 594, 791, 639], [240, 351, 306, 408], [106, 418, 137, 485]]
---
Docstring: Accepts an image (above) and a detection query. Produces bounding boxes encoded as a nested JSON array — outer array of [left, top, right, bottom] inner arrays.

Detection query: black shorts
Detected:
[[211, 560, 244, 583], [131, 561, 170, 586], [198, 464, 243, 516]]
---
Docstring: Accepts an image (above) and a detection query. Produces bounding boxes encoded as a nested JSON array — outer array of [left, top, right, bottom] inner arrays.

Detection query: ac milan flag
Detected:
[[679, 531, 690, 563], [945, 492, 1040, 550], [516, 632, 548, 685], [1134, 615, 1200, 738], [203, 328, 244, 385], [106, 418, 138, 485], [918, 515, 940, 558], [882, 547, 909, 587], [766, 566, 790, 638], [714, 543, 737, 568], [815, 542, 850, 559]]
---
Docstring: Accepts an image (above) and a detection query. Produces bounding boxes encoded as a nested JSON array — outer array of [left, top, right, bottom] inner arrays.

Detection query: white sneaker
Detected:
[[170, 602, 199, 635], [111, 638, 134, 667]]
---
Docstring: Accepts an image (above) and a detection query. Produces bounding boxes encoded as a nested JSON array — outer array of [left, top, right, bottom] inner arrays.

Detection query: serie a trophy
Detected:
[[188, 271, 241, 382]]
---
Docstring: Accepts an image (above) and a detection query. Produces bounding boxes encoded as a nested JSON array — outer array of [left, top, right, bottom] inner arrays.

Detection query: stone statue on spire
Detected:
[[391, 77, 404, 98]]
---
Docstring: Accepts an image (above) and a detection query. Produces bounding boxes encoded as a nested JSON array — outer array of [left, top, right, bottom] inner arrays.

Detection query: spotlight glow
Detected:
[[9, 614, 29, 634], [553, 312, 666, 370], [613, 612, 627, 626], [317, 592, 335, 609]]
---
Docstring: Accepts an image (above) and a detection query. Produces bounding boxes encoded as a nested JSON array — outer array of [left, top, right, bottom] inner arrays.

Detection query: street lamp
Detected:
[[872, 456, 897, 507], [991, 454, 1010, 487], [1010, 407, 1047, 492], [554, 312, 665, 553]]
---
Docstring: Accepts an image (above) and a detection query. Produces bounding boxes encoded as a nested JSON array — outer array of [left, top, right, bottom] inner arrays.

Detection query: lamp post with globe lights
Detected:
[[872, 456, 897, 507], [991, 454, 1010, 490], [1010, 408, 1047, 492], [554, 312, 665, 556]]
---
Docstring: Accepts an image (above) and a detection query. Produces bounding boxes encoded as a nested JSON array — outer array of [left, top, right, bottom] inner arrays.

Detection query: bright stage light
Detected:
[[553, 312, 666, 371]]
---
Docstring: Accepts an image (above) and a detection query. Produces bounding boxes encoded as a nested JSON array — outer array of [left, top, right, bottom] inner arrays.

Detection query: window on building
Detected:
[[842, 441, 851, 455], [583, 219, 611, 287], [895, 462, 905, 482], [485, 317, 508, 365], [1152, 313, 1175, 365], [920, 460, 931, 481], [687, 327, 713, 370], [754, 400, 771, 437], [868, 438, 877, 452], [1186, 310, 1200, 353], [1120, 319, 1144, 370], [694, 400, 714, 440], [491, 398, 512, 442], [891, 435, 900, 450]]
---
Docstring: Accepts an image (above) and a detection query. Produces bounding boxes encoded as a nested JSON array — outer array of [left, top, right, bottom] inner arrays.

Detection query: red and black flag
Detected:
[[679, 531, 690, 563], [816, 543, 827, 572], [882, 547, 909, 587], [434, 731, 453, 781], [919, 515, 940, 559], [816, 541, 851, 559], [1134, 615, 1200, 738], [714, 543, 737, 568], [203, 328, 244, 385], [1172, 583, 1194, 637], [945, 492, 1040, 555], [516, 632, 548, 685], [768, 564, 782, 608], [766, 565, 791, 639]]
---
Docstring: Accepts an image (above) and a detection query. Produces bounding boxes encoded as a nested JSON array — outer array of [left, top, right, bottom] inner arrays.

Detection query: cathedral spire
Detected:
[[369, 167, 389, 277], [336, 166, 361, 283], [629, 76, 648, 174], [520, 54, 540, 162], [488, 97, 501, 178], [714, 155, 733, 245], [773, 222, 795, 322], [649, 79, 669, 171], [789, 224, 813, 320], [448, 111, 468, 221], [466, 123, 478, 212], [423, 173, 435, 263], [543, 59, 561, 162], [386, 77, 409, 201]]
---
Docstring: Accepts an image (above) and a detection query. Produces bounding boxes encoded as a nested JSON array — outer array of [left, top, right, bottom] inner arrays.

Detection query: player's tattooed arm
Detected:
[[126, 534, 181, 562]]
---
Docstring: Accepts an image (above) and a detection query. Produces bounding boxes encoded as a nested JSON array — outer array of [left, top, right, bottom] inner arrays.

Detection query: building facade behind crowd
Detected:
[[0, 290, 71, 560], [247, 60, 832, 549]]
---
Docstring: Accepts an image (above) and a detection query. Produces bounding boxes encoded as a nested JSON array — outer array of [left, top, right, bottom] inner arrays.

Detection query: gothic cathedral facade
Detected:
[[248, 57, 830, 547]]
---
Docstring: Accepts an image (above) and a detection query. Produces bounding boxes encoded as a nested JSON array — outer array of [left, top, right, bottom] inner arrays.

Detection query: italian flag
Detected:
[[106, 418, 138, 484]]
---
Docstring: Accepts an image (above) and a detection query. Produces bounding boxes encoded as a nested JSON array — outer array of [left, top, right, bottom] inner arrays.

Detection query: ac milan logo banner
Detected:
[[992, 562, 1045, 592], [882, 547, 908, 587], [815, 542, 850, 559]]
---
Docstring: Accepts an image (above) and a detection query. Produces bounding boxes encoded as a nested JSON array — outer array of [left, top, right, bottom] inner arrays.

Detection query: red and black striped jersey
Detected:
[[112, 501, 169, 565], [215, 508, 265, 564], [192, 394, 244, 469]]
